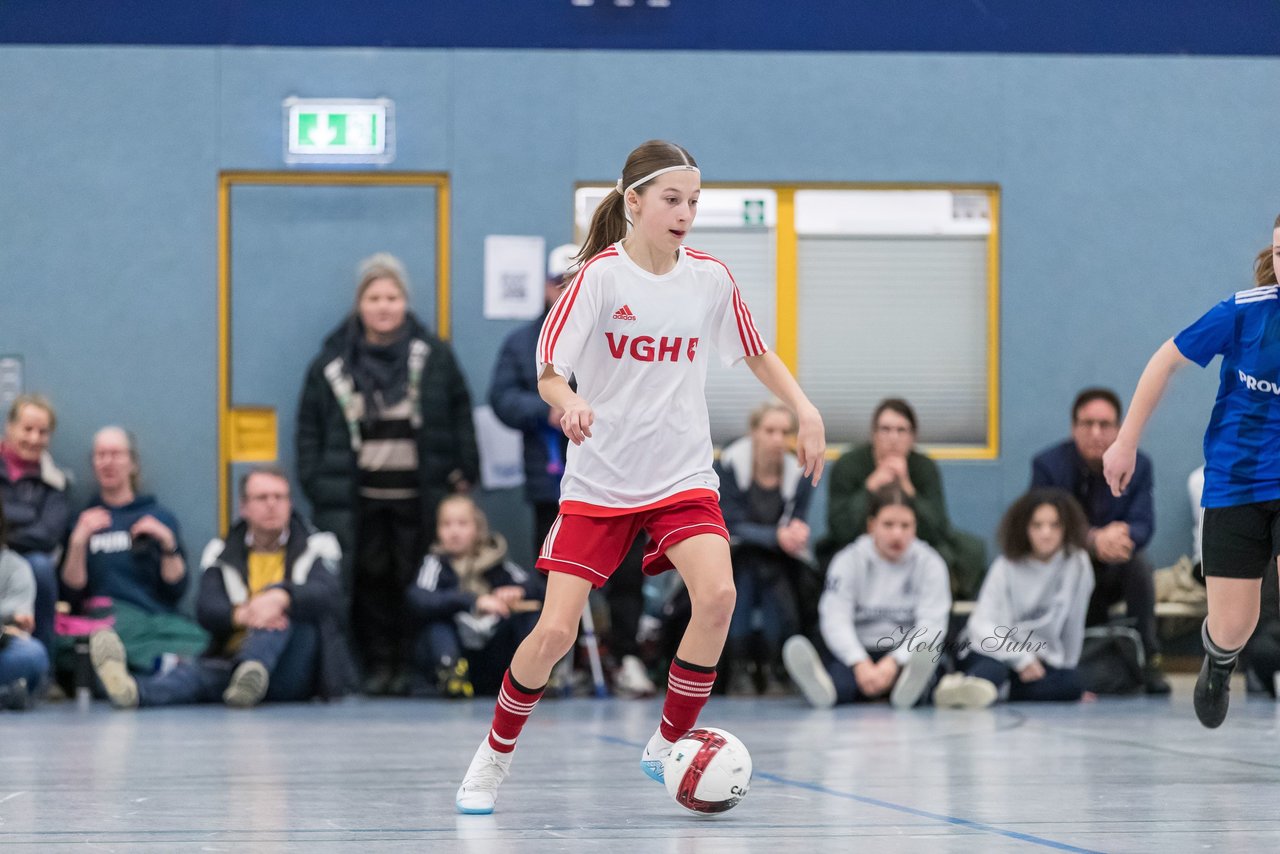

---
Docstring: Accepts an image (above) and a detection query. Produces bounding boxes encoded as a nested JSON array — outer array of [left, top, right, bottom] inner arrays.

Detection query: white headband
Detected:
[[615, 164, 701, 197]]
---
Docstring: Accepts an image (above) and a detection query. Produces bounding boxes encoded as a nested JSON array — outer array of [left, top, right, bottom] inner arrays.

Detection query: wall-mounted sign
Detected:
[[284, 97, 394, 164]]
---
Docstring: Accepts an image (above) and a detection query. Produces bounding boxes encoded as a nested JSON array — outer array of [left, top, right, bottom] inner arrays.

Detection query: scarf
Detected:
[[344, 316, 412, 423]]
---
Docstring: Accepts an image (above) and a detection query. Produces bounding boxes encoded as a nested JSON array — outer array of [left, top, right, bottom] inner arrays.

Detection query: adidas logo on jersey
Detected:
[[612, 305, 637, 321]]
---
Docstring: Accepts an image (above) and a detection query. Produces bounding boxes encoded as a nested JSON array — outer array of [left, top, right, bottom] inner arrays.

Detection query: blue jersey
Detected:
[[1174, 284, 1280, 508]]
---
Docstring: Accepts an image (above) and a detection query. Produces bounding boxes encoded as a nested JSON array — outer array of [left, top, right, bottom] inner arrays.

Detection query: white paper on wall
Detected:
[[484, 235, 545, 320], [474, 404, 525, 490]]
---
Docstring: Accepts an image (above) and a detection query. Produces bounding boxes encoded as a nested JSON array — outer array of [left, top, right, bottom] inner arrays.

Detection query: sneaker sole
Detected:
[[890, 649, 936, 710], [223, 662, 269, 708], [934, 677, 997, 709], [783, 636, 837, 709], [89, 632, 138, 709], [455, 801, 495, 815], [641, 759, 665, 783]]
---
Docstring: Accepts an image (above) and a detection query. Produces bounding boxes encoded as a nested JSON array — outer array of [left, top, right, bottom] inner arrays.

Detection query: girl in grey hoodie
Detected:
[[935, 488, 1094, 708], [783, 485, 951, 709]]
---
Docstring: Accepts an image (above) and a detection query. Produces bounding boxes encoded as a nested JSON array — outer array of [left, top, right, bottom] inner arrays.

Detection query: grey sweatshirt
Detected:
[[819, 534, 952, 667], [0, 548, 36, 623], [961, 549, 1094, 670]]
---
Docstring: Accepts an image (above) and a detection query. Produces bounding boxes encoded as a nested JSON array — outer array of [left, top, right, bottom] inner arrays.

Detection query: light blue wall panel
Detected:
[[2, 45, 1278, 570]]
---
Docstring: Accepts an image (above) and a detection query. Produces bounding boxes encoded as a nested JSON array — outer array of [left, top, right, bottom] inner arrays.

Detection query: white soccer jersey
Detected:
[[536, 241, 768, 514]]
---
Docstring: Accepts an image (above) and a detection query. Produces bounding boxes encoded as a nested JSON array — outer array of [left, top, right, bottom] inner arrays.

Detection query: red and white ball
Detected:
[[663, 727, 752, 814]]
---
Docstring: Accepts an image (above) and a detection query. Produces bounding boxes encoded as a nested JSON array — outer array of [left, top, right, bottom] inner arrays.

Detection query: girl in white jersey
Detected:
[[1104, 214, 1280, 728], [456, 140, 827, 814]]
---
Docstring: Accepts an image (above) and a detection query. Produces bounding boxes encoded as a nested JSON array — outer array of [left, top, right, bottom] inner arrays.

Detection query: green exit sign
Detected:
[[284, 97, 394, 164]]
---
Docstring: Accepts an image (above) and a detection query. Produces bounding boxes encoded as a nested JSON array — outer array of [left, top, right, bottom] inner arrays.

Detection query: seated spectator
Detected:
[[406, 495, 543, 697], [60, 427, 208, 672], [715, 400, 815, 694], [936, 489, 1094, 708], [0, 394, 69, 673], [89, 465, 353, 708], [782, 485, 951, 709], [822, 399, 987, 599], [0, 503, 48, 709], [1031, 387, 1170, 694]]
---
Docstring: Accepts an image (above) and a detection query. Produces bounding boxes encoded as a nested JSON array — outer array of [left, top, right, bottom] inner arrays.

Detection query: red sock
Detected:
[[488, 670, 545, 754], [659, 657, 717, 742]]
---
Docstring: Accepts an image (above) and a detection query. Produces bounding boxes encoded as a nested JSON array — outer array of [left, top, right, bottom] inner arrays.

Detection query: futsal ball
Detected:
[[663, 727, 752, 814]]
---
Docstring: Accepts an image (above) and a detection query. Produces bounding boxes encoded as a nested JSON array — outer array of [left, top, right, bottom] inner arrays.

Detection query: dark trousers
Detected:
[[962, 651, 1083, 702], [137, 623, 318, 706], [1244, 624, 1280, 697], [23, 550, 57, 673], [533, 501, 559, 559], [824, 648, 939, 706], [603, 537, 646, 661], [353, 497, 423, 672], [412, 612, 537, 695], [1086, 553, 1159, 659], [727, 553, 799, 656]]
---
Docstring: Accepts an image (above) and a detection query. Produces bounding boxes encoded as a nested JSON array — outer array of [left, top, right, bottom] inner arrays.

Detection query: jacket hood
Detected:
[[719, 435, 802, 502], [433, 532, 510, 597]]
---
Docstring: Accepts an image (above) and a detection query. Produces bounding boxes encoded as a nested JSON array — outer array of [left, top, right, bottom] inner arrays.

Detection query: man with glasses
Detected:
[[88, 465, 353, 708], [1032, 388, 1169, 693]]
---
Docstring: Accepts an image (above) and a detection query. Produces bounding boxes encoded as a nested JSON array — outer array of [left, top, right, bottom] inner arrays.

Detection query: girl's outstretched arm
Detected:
[[1103, 338, 1192, 496]]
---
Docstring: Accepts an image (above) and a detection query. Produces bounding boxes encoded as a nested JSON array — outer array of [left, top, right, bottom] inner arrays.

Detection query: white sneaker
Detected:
[[455, 739, 514, 815], [782, 635, 836, 709], [223, 661, 270, 708], [889, 647, 937, 710], [614, 655, 657, 698], [90, 630, 138, 709], [933, 673, 998, 709], [640, 728, 674, 783]]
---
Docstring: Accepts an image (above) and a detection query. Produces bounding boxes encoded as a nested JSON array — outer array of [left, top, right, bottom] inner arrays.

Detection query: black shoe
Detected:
[[0, 678, 31, 711], [363, 666, 395, 696], [1193, 655, 1235, 728], [1142, 664, 1171, 695], [436, 658, 474, 699]]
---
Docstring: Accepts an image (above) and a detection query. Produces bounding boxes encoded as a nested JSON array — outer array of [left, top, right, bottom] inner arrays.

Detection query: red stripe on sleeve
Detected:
[[540, 249, 617, 366], [686, 247, 765, 356]]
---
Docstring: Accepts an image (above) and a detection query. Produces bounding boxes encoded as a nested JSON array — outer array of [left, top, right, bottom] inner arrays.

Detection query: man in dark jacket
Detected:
[[488, 243, 576, 555], [89, 465, 354, 708], [1030, 387, 1169, 694]]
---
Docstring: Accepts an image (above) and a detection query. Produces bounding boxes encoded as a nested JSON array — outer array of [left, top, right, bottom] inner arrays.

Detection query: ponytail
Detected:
[[575, 190, 630, 270]]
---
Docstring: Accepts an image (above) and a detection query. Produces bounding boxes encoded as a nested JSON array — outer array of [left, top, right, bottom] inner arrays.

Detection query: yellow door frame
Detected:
[[216, 170, 451, 532]]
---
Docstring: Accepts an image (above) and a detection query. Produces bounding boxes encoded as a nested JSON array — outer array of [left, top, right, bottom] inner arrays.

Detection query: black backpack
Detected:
[[1077, 624, 1145, 695]]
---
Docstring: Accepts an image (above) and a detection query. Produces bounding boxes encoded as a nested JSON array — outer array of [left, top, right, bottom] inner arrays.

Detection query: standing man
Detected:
[[488, 243, 654, 696], [1031, 387, 1169, 694]]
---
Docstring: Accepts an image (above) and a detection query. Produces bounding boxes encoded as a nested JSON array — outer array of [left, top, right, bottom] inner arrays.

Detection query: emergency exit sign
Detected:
[[284, 97, 394, 164]]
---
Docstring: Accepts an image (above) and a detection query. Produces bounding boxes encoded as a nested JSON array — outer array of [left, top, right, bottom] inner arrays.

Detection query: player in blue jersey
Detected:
[[1103, 214, 1280, 728]]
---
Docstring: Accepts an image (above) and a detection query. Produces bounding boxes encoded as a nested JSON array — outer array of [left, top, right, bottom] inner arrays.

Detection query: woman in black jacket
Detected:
[[296, 253, 480, 695]]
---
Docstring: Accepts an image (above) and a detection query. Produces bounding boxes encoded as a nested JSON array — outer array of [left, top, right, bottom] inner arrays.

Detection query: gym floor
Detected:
[[2, 674, 1277, 852]]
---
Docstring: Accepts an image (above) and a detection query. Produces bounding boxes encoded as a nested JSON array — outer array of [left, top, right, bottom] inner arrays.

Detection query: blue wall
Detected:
[[2, 45, 1278, 570]]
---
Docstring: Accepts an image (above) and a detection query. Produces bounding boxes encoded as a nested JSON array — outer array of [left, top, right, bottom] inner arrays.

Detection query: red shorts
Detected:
[[535, 491, 729, 589]]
